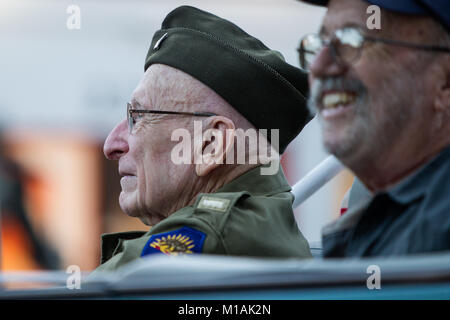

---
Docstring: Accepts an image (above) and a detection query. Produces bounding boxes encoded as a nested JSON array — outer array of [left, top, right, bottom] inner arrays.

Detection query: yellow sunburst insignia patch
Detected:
[[149, 234, 195, 255], [141, 226, 206, 257]]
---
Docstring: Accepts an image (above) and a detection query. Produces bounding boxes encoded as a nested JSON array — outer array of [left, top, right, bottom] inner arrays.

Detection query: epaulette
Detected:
[[194, 191, 250, 215]]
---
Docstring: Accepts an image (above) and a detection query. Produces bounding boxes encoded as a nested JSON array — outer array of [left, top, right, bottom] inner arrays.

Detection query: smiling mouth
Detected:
[[322, 91, 356, 109], [320, 91, 356, 118]]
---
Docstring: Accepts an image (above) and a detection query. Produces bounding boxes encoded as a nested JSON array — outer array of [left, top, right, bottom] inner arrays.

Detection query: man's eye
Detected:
[[133, 114, 144, 124]]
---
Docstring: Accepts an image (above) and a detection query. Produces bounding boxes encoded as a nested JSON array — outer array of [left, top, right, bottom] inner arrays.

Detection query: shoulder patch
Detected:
[[197, 196, 231, 212], [141, 226, 206, 257]]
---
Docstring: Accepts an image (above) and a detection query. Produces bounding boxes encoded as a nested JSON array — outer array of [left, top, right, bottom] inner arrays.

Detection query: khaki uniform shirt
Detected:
[[92, 166, 312, 274]]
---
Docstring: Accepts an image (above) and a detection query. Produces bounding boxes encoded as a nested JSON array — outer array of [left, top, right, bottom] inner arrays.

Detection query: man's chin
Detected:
[[139, 216, 162, 226], [121, 208, 163, 227], [118, 193, 164, 226], [119, 192, 140, 217], [323, 133, 358, 160], [119, 205, 140, 219], [321, 118, 364, 154]]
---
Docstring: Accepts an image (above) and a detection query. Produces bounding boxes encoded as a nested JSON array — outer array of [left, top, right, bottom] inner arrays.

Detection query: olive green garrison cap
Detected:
[[145, 6, 311, 153]]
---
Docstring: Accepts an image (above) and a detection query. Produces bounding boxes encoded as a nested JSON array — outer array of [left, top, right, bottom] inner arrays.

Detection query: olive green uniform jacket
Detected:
[[91, 166, 312, 274]]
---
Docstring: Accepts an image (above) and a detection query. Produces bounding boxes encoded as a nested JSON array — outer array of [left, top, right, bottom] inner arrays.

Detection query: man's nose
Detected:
[[309, 46, 348, 80], [104, 119, 129, 160]]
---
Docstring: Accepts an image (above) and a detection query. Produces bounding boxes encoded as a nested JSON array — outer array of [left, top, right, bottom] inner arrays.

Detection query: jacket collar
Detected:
[[100, 231, 147, 265], [323, 145, 450, 236], [216, 162, 291, 196], [387, 145, 450, 205]]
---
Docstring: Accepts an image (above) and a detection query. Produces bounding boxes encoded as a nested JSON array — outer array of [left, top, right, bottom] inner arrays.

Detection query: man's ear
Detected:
[[433, 57, 450, 116], [195, 116, 235, 177]]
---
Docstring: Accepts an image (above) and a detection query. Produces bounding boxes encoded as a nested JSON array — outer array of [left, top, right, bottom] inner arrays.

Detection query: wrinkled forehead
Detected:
[[129, 64, 173, 110], [130, 64, 211, 111], [321, 0, 370, 36]]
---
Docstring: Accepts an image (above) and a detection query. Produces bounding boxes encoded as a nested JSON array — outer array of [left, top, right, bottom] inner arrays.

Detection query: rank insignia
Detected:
[[197, 196, 230, 212], [141, 226, 206, 257]]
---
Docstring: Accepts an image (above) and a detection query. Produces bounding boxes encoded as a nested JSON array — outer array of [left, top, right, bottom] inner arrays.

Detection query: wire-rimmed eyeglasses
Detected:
[[127, 102, 217, 134], [297, 26, 450, 71]]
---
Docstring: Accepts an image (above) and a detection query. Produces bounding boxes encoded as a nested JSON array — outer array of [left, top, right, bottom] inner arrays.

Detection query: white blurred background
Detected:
[[0, 0, 353, 271]]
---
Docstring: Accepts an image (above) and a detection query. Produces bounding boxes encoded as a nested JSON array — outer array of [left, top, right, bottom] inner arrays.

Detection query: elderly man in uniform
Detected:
[[298, 0, 450, 257], [93, 6, 312, 273]]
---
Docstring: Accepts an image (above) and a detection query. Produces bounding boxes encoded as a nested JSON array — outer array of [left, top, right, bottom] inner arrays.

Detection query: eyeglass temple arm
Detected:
[[130, 110, 216, 117], [364, 36, 450, 53]]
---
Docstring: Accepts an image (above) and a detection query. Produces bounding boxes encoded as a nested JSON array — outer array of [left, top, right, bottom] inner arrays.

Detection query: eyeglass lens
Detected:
[[299, 27, 364, 71]]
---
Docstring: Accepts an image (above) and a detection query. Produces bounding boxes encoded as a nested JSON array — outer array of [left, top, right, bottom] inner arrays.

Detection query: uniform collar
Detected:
[[100, 231, 147, 264], [215, 162, 291, 196], [387, 145, 450, 205]]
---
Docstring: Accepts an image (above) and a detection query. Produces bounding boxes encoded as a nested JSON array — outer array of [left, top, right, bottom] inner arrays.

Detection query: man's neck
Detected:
[[346, 142, 449, 192], [189, 164, 259, 202]]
